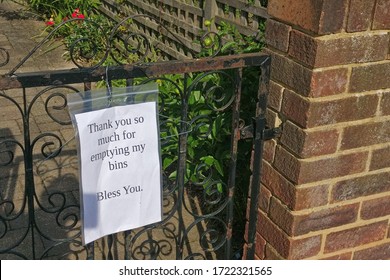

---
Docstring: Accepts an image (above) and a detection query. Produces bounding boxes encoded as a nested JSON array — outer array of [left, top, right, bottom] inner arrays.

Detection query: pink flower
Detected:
[[77, 13, 85, 19]]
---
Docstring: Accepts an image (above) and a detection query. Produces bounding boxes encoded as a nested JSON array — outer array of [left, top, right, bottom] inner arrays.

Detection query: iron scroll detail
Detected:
[[0, 14, 272, 259]]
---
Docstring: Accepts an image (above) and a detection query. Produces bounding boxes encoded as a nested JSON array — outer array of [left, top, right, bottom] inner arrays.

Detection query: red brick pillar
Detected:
[[250, 0, 390, 259]]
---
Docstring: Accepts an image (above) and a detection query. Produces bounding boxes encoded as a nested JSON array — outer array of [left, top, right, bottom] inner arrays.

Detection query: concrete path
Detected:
[[0, 1, 74, 75], [0, 1, 83, 260]]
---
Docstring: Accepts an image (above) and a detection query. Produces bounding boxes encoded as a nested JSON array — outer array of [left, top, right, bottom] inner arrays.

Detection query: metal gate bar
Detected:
[[0, 53, 269, 90], [0, 17, 273, 259]]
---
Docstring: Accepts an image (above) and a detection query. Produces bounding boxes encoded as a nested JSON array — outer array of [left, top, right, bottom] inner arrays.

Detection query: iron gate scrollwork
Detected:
[[0, 15, 273, 260]]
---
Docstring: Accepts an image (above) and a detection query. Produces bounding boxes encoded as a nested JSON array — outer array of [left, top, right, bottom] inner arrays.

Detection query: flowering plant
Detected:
[[71, 8, 85, 20], [45, 8, 86, 27], [30, 0, 109, 68], [45, 17, 54, 26], [24, 0, 99, 26]]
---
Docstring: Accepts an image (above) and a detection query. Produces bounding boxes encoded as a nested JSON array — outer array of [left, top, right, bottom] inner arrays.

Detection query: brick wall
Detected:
[[249, 0, 390, 259]]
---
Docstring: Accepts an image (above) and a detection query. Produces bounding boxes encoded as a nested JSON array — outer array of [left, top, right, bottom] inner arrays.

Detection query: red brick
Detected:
[[294, 184, 329, 210], [268, 81, 284, 111], [265, 108, 279, 129], [272, 146, 300, 184], [264, 244, 284, 260], [289, 235, 322, 259], [257, 212, 290, 258], [347, 0, 376, 32], [269, 51, 312, 97], [257, 212, 321, 259], [288, 30, 318, 67], [331, 171, 390, 202], [265, 19, 291, 52], [268, 0, 321, 34], [293, 204, 359, 236], [281, 121, 339, 158], [268, 0, 347, 35], [259, 185, 272, 213], [309, 94, 378, 127], [270, 53, 349, 98], [380, 92, 390, 116], [263, 139, 276, 163], [320, 0, 349, 35], [361, 195, 390, 220], [316, 33, 389, 67], [321, 252, 352, 260], [289, 31, 389, 68], [310, 68, 349, 97], [254, 233, 266, 259], [370, 146, 390, 171], [373, 0, 390, 29], [269, 197, 359, 236], [274, 146, 368, 184], [350, 62, 390, 93], [324, 221, 388, 253], [258, 177, 328, 212], [353, 242, 390, 260], [268, 197, 294, 235], [242, 243, 248, 260], [261, 161, 295, 208], [282, 90, 378, 128], [341, 120, 390, 150], [388, 225, 390, 238], [280, 90, 310, 127]]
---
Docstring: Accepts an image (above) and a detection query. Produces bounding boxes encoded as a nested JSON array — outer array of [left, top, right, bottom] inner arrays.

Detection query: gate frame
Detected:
[[0, 17, 276, 260]]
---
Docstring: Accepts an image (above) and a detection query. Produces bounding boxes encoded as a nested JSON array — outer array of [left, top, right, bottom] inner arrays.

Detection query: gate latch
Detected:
[[239, 117, 282, 140]]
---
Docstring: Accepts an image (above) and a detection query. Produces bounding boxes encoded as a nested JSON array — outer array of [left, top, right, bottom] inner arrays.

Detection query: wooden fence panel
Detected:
[[99, 0, 268, 59], [211, 0, 268, 36]]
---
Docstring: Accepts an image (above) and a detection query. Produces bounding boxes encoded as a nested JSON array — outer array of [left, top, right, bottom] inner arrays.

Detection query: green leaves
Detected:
[[200, 155, 224, 176], [27, 0, 101, 19], [153, 72, 233, 192]]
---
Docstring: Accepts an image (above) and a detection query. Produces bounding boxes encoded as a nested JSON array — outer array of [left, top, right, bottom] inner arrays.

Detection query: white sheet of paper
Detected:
[[74, 101, 162, 244]]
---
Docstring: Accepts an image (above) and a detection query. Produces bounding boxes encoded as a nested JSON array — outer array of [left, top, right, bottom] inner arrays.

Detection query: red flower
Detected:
[[46, 17, 55, 26], [71, 8, 85, 20]]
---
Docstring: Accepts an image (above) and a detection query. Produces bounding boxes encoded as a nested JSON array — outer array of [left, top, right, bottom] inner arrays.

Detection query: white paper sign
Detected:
[[74, 101, 162, 244]]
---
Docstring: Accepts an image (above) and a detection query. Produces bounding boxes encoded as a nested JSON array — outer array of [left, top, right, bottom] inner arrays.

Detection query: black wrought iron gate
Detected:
[[0, 17, 274, 260]]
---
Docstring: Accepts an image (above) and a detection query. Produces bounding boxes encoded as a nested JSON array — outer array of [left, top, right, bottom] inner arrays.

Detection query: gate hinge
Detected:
[[263, 126, 282, 141], [239, 118, 282, 140]]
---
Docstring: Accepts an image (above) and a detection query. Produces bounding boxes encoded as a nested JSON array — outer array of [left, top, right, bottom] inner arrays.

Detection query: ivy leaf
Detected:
[[201, 155, 215, 166], [169, 170, 177, 179], [163, 157, 176, 169], [214, 160, 224, 176]]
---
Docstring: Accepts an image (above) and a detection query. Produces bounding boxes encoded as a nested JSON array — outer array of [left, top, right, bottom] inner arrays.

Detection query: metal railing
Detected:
[[0, 15, 274, 259]]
